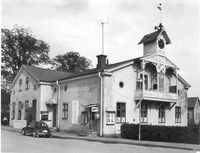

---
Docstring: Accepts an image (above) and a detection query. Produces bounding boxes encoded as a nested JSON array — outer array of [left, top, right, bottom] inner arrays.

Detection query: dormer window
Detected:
[[25, 77, 29, 90], [19, 79, 22, 92]]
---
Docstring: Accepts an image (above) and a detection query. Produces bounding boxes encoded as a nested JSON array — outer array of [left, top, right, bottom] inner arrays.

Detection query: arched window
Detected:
[[19, 79, 22, 91], [25, 77, 29, 90]]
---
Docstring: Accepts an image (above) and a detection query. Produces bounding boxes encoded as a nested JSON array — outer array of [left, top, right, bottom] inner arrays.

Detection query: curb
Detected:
[[51, 134, 199, 151], [2, 127, 199, 151]]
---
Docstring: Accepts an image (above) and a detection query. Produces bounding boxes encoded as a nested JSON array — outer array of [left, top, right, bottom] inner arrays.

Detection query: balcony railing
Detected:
[[135, 90, 178, 102]]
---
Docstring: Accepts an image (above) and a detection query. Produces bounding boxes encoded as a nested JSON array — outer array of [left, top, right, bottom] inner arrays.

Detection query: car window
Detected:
[[36, 122, 48, 127]]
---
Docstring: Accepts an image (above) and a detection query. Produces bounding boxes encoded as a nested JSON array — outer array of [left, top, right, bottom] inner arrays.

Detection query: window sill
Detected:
[[106, 123, 115, 125]]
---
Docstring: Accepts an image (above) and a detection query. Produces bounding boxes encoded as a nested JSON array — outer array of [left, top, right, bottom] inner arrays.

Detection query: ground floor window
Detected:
[[12, 102, 16, 119], [62, 103, 68, 119], [116, 102, 126, 123], [140, 103, 148, 123], [158, 106, 165, 123], [175, 106, 181, 123], [18, 102, 23, 120], [24, 101, 29, 120], [106, 111, 115, 125]]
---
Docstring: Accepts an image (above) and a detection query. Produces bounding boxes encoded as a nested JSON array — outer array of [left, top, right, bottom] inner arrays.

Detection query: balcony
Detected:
[[135, 90, 178, 102]]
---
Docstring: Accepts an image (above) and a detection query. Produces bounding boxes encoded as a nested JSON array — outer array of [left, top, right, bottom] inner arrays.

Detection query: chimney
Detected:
[[96, 54, 107, 69]]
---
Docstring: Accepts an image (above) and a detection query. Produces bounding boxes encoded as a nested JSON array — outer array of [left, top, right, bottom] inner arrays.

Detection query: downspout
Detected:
[[56, 80, 60, 129], [98, 72, 103, 137]]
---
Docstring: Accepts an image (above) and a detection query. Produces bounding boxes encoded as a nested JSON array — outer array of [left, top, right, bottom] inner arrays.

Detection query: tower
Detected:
[[138, 23, 171, 57]]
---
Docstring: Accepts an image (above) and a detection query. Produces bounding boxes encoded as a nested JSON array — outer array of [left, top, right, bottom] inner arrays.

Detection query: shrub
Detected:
[[121, 124, 200, 144]]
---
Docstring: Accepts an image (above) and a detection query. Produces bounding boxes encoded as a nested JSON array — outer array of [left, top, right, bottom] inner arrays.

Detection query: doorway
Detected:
[[52, 104, 57, 127]]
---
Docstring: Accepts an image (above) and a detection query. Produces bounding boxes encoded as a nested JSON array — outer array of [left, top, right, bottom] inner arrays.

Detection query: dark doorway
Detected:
[[52, 104, 57, 127], [32, 100, 37, 121]]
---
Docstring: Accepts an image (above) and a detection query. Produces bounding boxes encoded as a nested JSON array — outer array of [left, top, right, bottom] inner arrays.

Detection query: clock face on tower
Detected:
[[158, 39, 165, 49]]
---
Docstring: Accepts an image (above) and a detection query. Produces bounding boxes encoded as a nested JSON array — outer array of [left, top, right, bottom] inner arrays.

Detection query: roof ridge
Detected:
[[23, 65, 72, 74]]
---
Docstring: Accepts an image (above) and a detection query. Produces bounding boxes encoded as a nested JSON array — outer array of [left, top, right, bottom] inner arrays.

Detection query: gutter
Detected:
[[98, 72, 103, 137], [56, 80, 61, 129]]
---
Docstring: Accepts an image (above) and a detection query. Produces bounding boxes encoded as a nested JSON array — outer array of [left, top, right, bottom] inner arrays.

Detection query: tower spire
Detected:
[[157, 3, 162, 24]]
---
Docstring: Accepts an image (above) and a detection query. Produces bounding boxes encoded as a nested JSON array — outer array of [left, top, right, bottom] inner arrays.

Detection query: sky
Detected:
[[1, 0, 200, 97]]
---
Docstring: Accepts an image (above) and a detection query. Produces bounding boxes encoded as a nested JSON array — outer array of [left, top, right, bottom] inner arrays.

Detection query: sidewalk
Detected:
[[2, 126, 200, 151]]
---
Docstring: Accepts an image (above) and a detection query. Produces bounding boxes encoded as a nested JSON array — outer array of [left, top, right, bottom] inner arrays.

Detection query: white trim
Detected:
[[106, 61, 134, 72], [59, 73, 99, 84]]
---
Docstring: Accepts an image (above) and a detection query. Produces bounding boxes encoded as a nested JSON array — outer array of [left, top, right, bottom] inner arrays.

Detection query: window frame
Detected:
[[62, 103, 68, 119], [106, 111, 115, 125], [158, 106, 166, 123], [25, 76, 29, 90], [116, 102, 126, 123], [140, 103, 148, 123], [175, 106, 181, 123], [12, 102, 16, 120], [19, 79, 22, 92]]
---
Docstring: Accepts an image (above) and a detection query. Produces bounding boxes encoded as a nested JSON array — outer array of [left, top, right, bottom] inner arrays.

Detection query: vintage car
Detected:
[[21, 121, 51, 138]]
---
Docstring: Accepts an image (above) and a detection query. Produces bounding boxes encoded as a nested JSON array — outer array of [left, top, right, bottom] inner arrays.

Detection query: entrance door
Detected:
[[32, 100, 37, 121], [52, 104, 57, 127]]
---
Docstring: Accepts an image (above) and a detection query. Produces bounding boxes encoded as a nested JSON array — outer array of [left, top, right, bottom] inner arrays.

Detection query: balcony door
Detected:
[[159, 72, 164, 92]]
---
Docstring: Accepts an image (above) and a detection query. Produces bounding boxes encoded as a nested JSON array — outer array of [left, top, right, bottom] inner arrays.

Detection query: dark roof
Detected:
[[138, 30, 171, 45], [188, 97, 199, 109], [59, 59, 134, 81], [23, 65, 72, 82]]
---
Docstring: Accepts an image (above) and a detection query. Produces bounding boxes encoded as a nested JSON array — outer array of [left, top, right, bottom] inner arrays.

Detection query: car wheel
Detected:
[[21, 129, 26, 136]]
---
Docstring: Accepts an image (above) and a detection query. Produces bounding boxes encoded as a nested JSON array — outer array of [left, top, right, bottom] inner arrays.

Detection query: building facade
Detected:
[[188, 97, 200, 125], [9, 24, 190, 136]]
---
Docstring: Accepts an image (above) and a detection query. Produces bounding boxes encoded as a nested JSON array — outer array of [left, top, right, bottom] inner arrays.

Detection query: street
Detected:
[[1, 130, 196, 153]]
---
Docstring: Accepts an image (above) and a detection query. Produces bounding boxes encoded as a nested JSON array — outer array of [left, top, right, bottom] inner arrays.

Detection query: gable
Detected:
[[138, 29, 171, 45], [11, 65, 72, 89], [141, 54, 178, 70]]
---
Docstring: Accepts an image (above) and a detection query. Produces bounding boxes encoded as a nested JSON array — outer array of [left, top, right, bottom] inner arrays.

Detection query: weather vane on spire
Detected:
[[155, 3, 163, 31], [157, 3, 162, 23]]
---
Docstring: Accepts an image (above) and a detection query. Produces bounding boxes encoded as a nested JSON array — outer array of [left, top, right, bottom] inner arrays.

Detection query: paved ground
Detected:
[[1, 130, 198, 153]]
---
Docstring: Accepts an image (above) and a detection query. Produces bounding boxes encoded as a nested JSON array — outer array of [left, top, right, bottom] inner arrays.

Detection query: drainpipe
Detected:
[[56, 80, 60, 129], [98, 72, 103, 137]]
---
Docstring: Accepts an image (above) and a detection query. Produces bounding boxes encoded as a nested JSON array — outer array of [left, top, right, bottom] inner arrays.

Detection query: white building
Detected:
[[9, 24, 190, 136]]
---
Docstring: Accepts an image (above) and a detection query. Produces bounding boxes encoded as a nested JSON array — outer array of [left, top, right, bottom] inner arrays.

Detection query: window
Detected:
[[159, 73, 164, 92], [175, 106, 181, 123], [136, 74, 143, 90], [19, 79, 22, 91], [106, 111, 115, 125], [116, 102, 126, 123], [64, 85, 67, 91], [81, 112, 87, 124], [25, 76, 29, 90], [141, 103, 148, 123], [144, 74, 148, 90], [41, 111, 48, 121], [12, 102, 16, 119], [34, 85, 37, 90], [119, 81, 124, 88], [24, 101, 29, 120], [158, 106, 165, 123], [54, 87, 57, 93], [62, 103, 68, 119], [18, 102, 22, 120]]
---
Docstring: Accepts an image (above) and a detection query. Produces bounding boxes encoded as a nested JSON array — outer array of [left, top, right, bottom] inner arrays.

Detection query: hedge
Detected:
[[121, 124, 200, 144]]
